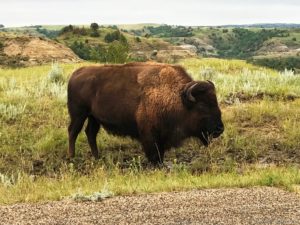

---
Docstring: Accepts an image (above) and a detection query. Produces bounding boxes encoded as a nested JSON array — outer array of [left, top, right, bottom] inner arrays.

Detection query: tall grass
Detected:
[[180, 58, 300, 102]]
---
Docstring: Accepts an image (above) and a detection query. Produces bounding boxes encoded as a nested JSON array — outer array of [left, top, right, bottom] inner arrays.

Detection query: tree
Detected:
[[106, 41, 129, 63], [0, 24, 4, 29], [90, 23, 100, 37], [90, 23, 99, 31]]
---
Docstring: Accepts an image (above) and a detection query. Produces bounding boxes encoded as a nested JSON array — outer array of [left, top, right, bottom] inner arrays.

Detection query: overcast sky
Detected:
[[1, 0, 300, 27]]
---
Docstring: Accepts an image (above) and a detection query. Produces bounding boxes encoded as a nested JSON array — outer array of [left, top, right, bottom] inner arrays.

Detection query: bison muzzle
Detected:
[[67, 62, 224, 164]]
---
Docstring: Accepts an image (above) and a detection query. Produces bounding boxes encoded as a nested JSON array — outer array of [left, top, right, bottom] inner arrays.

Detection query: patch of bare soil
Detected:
[[0, 33, 81, 66], [129, 37, 198, 63], [1, 187, 300, 225]]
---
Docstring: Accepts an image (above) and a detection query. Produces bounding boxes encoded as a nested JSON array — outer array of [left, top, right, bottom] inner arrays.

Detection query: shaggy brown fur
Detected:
[[67, 62, 224, 164]]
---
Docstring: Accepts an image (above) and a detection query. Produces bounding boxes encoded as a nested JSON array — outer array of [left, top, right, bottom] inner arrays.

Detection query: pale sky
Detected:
[[0, 0, 300, 27]]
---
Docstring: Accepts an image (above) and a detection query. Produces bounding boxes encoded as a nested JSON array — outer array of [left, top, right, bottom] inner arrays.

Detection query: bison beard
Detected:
[[67, 62, 224, 165]]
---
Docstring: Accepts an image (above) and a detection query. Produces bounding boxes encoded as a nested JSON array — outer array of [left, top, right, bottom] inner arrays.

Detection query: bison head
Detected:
[[182, 80, 224, 146]]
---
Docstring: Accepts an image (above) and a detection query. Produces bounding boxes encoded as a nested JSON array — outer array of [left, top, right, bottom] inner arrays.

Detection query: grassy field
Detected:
[[1, 58, 300, 204]]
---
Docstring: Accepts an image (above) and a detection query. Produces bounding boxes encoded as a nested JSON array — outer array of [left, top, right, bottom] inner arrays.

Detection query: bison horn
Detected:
[[186, 83, 198, 102], [207, 80, 215, 87]]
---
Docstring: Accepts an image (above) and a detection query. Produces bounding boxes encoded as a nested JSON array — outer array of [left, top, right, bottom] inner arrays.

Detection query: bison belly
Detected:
[[90, 77, 141, 139]]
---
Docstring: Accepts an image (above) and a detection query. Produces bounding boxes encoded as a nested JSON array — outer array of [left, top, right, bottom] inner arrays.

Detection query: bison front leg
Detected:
[[141, 138, 165, 165]]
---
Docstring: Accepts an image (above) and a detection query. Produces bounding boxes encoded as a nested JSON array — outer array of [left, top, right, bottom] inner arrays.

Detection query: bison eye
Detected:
[[195, 102, 210, 112]]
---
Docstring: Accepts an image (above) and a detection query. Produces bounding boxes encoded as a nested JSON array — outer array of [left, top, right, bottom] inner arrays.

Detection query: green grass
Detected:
[[1, 166, 300, 204], [1, 58, 300, 204]]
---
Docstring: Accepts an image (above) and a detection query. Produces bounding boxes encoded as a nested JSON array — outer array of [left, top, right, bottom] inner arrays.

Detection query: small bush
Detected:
[[47, 63, 64, 84], [60, 25, 74, 34], [90, 30, 100, 37], [70, 41, 91, 60], [73, 27, 88, 36], [135, 37, 141, 42], [222, 29, 229, 33], [71, 186, 113, 202], [104, 30, 127, 44], [0, 103, 27, 121], [0, 173, 17, 187]]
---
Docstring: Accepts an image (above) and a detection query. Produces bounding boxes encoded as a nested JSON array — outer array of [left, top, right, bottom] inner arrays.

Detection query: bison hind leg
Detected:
[[68, 115, 87, 158], [85, 116, 100, 159]]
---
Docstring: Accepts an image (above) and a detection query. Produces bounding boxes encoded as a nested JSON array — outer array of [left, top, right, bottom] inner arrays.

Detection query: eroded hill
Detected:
[[0, 32, 81, 67]]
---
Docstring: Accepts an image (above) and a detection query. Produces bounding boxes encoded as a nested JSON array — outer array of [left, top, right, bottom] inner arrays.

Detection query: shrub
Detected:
[[90, 30, 100, 37], [248, 57, 300, 71], [104, 30, 127, 44], [47, 63, 64, 84], [222, 29, 228, 33], [73, 27, 88, 36], [35, 27, 60, 39], [135, 37, 141, 42], [0, 103, 27, 121], [70, 41, 91, 60], [60, 25, 74, 34]]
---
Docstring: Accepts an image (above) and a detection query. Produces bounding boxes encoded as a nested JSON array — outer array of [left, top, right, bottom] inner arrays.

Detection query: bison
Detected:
[[67, 62, 224, 164]]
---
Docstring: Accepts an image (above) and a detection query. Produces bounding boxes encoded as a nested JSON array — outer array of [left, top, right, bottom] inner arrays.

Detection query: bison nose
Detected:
[[216, 124, 224, 134], [213, 124, 224, 137]]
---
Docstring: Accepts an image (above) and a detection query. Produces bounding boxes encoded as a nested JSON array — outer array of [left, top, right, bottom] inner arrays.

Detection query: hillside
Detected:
[[55, 25, 196, 63], [1, 24, 300, 70], [138, 25, 300, 70], [0, 32, 80, 67]]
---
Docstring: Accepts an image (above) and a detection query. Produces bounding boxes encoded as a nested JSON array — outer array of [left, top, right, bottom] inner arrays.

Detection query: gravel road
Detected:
[[1, 187, 300, 225]]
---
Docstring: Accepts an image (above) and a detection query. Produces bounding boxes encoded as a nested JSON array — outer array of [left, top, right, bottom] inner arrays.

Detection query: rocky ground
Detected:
[[1, 187, 300, 225]]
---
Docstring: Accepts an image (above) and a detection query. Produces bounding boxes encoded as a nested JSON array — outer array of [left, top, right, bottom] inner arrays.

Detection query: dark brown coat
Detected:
[[67, 62, 224, 164]]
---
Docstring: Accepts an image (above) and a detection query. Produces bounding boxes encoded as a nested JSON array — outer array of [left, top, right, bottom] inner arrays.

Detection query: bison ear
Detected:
[[182, 81, 211, 107]]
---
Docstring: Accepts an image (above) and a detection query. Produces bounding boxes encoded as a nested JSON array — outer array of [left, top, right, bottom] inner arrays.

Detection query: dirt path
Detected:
[[1, 187, 300, 225]]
